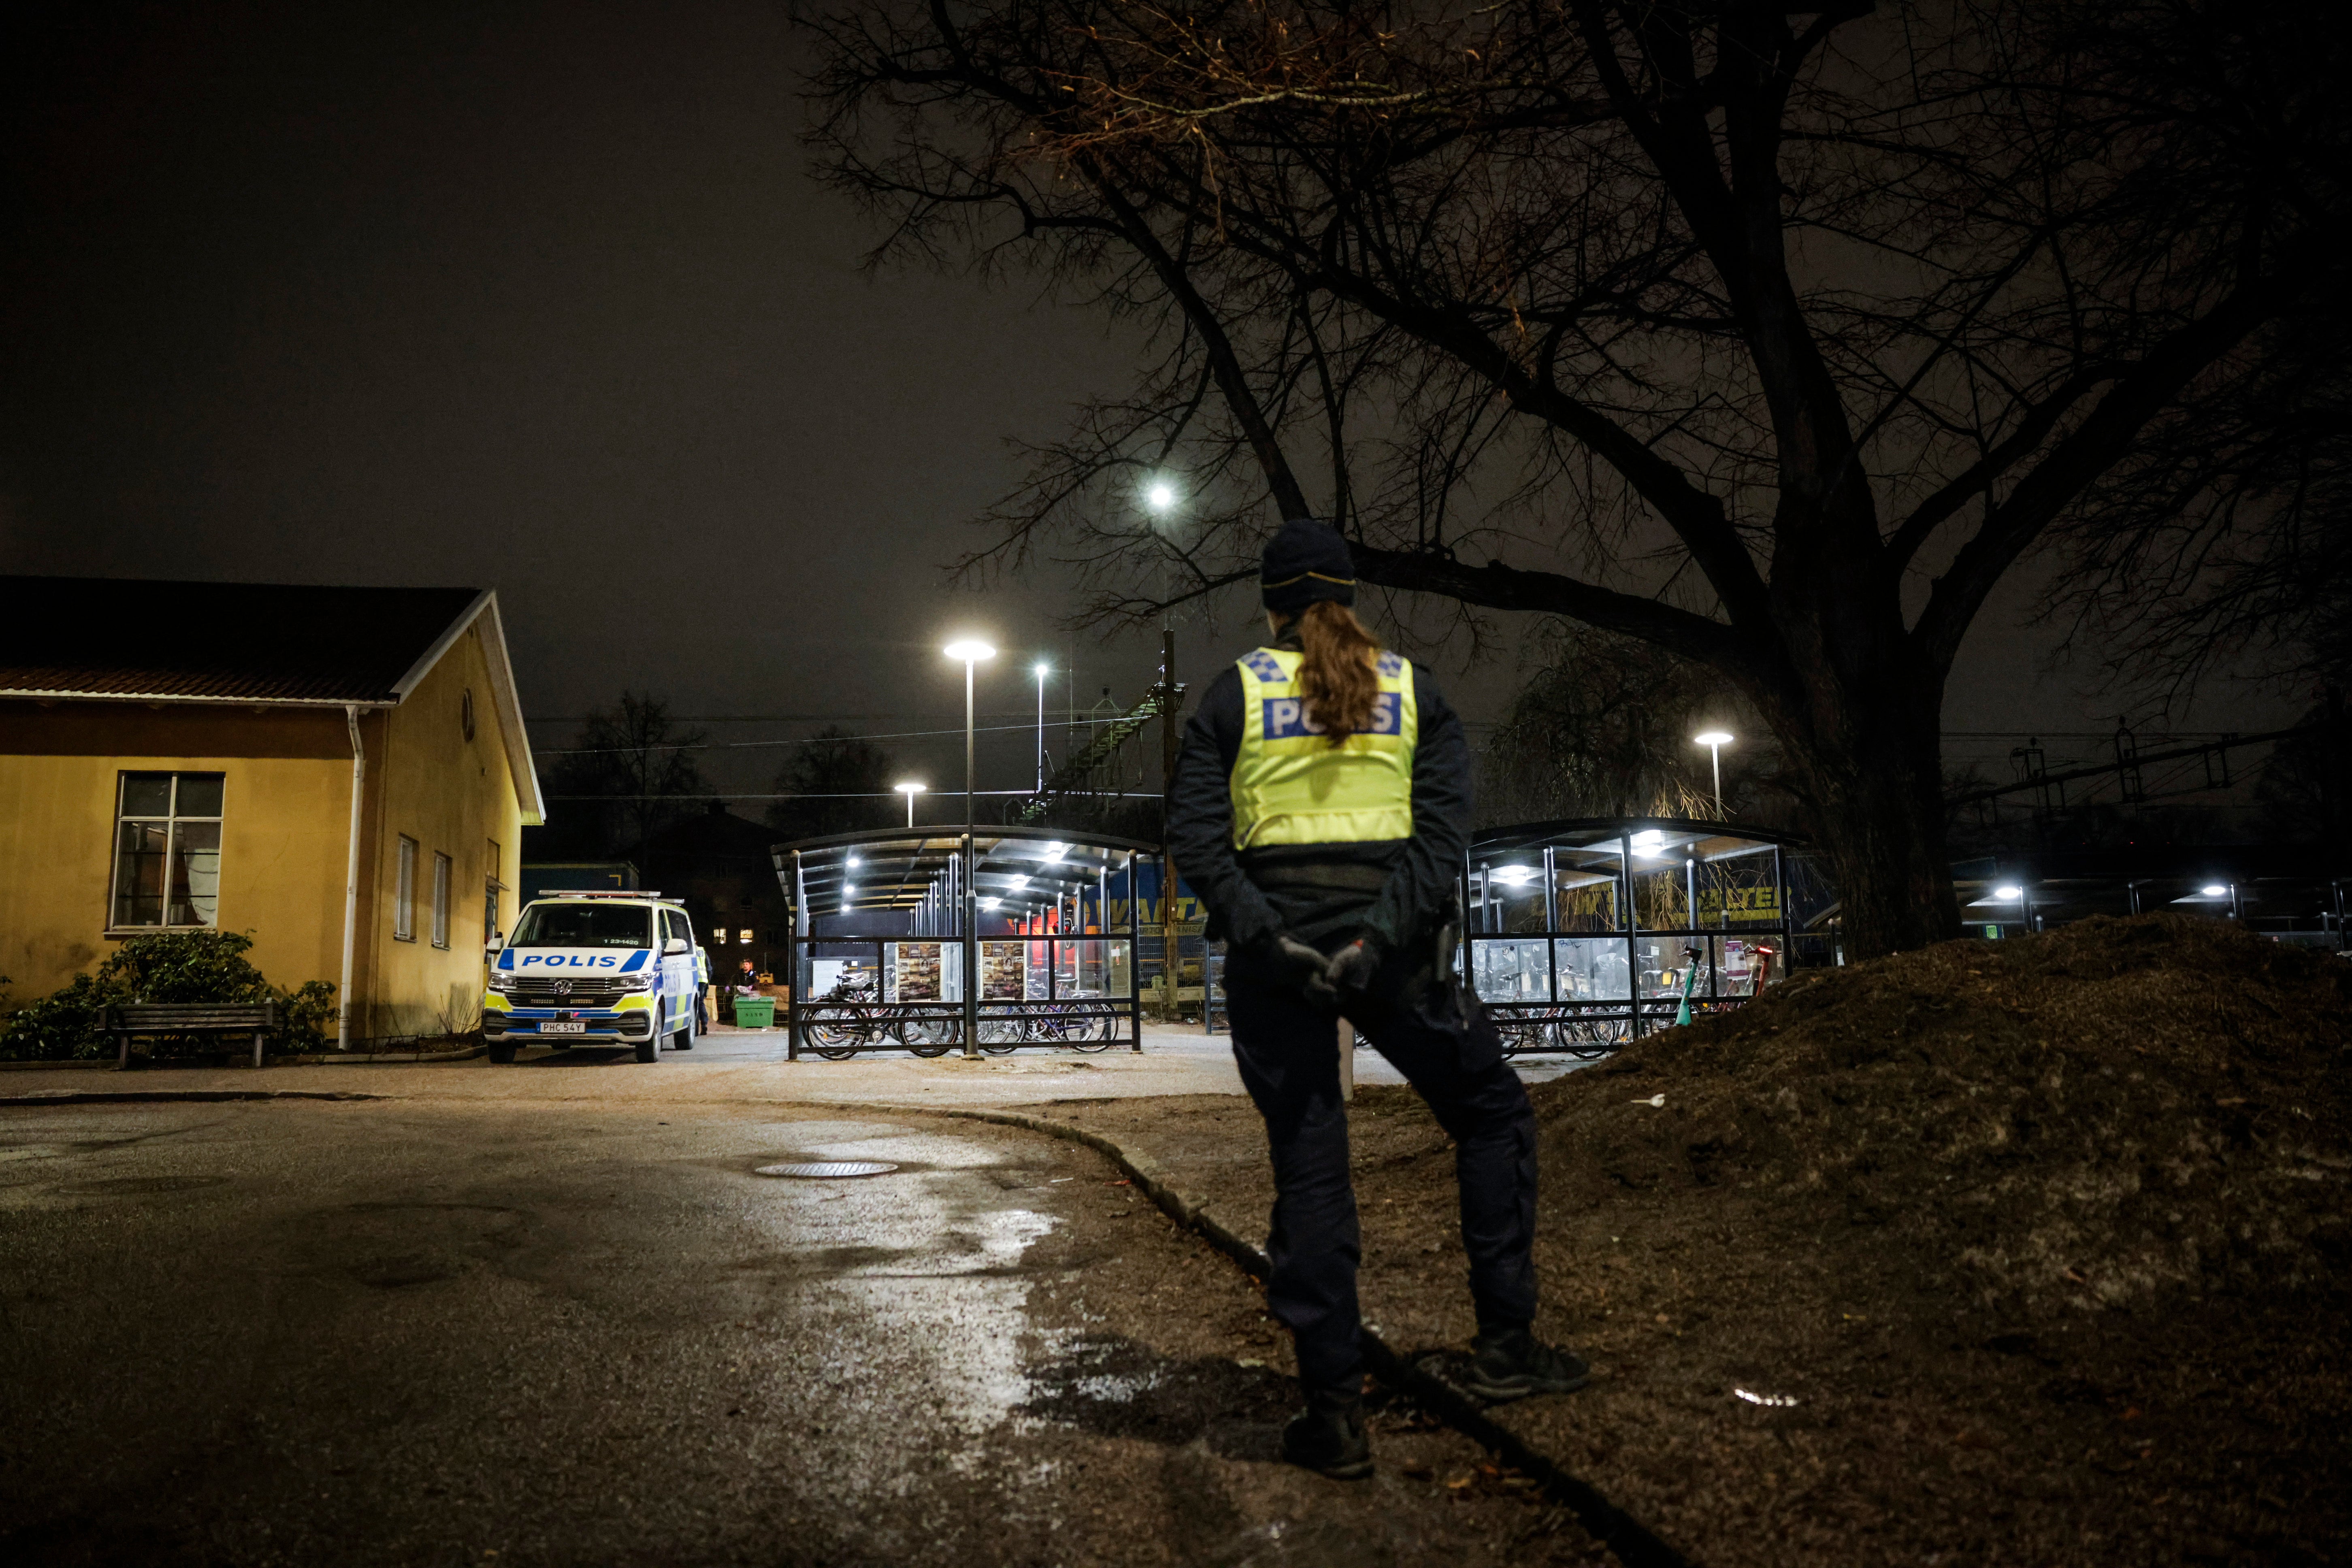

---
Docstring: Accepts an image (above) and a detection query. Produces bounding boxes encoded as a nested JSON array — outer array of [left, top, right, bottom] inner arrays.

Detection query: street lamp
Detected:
[[1145, 479, 1177, 515], [895, 780, 926, 828], [1692, 729, 1734, 816], [944, 638, 995, 1057], [1033, 661, 1050, 792]]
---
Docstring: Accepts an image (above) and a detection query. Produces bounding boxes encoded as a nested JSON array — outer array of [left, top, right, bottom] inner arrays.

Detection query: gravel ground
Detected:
[[1025, 917, 2351, 1568]]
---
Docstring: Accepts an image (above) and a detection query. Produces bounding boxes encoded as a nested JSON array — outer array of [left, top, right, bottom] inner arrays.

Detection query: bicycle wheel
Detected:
[[978, 1016, 1021, 1054], [1069, 1010, 1117, 1052], [901, 1013, 956, 1058], [809, 1012, 865, 1061], [1562, 1017, 1626, 1060]]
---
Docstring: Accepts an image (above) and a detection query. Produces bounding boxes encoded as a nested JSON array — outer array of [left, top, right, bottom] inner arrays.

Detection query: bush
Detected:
[[0, 932, 339, 1061]]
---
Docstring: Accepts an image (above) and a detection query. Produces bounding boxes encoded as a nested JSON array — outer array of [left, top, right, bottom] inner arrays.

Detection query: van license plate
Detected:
[[540, 1021, 587, 1035]]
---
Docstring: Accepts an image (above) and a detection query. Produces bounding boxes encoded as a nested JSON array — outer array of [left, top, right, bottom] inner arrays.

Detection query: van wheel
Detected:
[[671, 1023, 695, 1051], [488, 1043, 516, 1065], [634, 1035, 659, 1063]]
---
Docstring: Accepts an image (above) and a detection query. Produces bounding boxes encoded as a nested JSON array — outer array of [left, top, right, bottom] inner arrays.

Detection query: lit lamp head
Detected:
[[2200, 883, 2229, 898], [944, 638, 996, 664], [1994, 885, 2023, 900], [895, 781, 926, 797], [1145, 480, 1178, 514], [1691, 730, 1735, 819]]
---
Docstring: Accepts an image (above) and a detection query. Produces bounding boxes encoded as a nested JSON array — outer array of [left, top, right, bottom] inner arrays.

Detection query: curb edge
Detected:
[[0, 1090, 392, 1107], [900, 1102, 1694, 1568]]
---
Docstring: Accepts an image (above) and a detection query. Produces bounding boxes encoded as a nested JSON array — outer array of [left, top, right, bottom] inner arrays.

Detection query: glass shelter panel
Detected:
[[1471, 938, 1553, 1003], [1551, 937, 1632, 1001], [1058, 938, 1118, 997], [808, 948, 873, 1001]]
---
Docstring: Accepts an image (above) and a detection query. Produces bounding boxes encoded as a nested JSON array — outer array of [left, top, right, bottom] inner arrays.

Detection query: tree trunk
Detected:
[[1779, 700, 1962, 961]]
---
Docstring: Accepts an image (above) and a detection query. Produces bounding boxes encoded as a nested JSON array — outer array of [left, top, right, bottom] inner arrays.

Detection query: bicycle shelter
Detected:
[[773, 824, 1155, 1060], [1465, 818, 1805, 1055]]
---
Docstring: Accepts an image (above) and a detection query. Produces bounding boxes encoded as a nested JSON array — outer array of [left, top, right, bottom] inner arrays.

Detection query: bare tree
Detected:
[[540, 693, 712, 855], [1482, 620, 1765, 827], [808, 0, 2342, 954], [766, 726, 899, 842]]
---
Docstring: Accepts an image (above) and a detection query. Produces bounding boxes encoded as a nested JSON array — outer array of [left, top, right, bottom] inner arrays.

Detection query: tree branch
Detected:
[[1351, 542, 1753, 672], [1913, 265, 2304, 675]]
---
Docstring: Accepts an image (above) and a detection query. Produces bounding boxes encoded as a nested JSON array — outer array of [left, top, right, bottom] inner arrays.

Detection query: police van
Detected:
[[483, 890, 703, 1064]]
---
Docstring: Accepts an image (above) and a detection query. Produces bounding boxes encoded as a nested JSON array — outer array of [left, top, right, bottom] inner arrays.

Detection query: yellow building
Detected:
[[0, 577, 544, 1045]]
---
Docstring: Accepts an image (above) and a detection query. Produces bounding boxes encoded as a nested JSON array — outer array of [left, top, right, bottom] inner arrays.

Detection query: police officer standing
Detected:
[[1167, 518, 1588, 1479]]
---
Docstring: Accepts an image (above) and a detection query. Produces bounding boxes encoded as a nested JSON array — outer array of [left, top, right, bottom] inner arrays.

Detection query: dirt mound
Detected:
[[1046, 917, 2351, 1562], [1535, 914, 2352, 1316]]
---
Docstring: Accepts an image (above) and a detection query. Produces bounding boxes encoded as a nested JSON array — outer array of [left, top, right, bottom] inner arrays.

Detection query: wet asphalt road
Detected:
[[0, 1096, 1594, 1568]]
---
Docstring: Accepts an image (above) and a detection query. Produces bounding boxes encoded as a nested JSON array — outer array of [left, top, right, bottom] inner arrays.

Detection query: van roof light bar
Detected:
[[534, 889, 669, 899]]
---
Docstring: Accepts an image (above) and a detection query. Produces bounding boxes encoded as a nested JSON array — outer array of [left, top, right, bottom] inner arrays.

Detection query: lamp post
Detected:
[[1692, 730, 1734, 817], [1033, 662, 1050, 792], [944, 639, 995, 1057], [895, 780, 926, 828]]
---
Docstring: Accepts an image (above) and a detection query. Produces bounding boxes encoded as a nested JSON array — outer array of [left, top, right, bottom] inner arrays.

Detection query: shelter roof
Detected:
[[773, 824, 1153, 917], [1472, 816, 1805, 866]]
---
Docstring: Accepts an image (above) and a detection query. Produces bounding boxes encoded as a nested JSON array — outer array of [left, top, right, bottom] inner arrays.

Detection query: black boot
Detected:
[[1463, 1324, 1590, 1402], [1281, 1397, 1373, 1480]]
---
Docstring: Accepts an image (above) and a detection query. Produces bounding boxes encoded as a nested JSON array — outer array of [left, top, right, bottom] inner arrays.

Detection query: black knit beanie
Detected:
[[1260, 517, 1356, 616]]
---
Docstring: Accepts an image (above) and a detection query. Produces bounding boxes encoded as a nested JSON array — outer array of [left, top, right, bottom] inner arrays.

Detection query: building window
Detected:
[[432, 852, 452, 948], [395, 836, 418, 941], [738, 929, 753, 945], [111, 772, 224, 929], [712, 928, 728, 945]]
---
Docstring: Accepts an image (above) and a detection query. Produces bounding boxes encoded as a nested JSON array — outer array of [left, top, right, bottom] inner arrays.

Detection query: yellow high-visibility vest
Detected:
[[1229, 646, 1417, 848]]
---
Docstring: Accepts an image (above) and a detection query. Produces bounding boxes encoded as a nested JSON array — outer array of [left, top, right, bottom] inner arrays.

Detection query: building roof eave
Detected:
[[0, 690, 399, 709], [466, 593, 545, 826]]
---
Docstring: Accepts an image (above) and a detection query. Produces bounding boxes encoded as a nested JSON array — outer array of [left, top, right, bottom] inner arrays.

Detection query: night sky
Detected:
[[0, 1, 2293, 811]]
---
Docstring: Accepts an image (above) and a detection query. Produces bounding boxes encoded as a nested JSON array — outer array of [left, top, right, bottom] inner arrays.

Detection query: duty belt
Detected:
[[1243, 861, 1392, 895]]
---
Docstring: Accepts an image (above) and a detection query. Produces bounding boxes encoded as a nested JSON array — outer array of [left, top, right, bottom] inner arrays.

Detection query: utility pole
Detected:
[[1159, 627, 1180, 1019]]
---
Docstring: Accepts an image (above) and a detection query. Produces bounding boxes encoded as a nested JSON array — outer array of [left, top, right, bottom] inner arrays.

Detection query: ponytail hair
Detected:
[[1293, 600, 1382, 746]]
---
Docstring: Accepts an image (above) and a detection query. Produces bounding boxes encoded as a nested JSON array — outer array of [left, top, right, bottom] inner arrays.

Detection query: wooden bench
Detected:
[[104, 1002, 279, 1068]]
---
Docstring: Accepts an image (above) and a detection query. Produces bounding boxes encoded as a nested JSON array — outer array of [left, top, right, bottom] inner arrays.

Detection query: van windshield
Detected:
[[509, 903, 651, 949]]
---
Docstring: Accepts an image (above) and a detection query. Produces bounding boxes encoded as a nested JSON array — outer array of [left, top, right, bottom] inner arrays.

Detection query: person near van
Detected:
[[1166, 517, 1588, 1479]]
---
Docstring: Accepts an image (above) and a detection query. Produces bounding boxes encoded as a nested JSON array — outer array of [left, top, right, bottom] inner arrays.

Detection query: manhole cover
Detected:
[[755, 1161, 899, 1179]]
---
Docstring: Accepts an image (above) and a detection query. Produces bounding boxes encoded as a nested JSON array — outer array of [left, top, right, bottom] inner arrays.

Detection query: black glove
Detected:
[[1323, 934, 1383, 998], [1265, 931, 1338, 1009]]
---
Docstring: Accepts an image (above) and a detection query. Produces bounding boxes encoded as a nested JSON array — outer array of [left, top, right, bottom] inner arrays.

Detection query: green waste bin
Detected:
[[731, 996, 775, 1029]]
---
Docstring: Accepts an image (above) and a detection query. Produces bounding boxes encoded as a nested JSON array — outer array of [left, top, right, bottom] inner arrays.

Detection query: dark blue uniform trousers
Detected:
[[1223, 945, 1540, 1402]]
